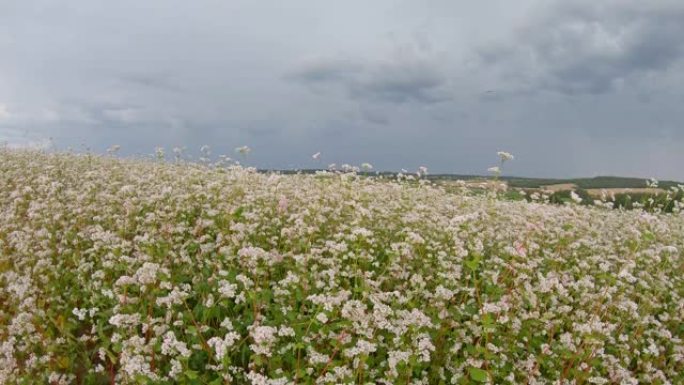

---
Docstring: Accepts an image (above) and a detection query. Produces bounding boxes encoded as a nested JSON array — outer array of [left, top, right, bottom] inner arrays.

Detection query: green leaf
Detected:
[[185, 370, 198, 379], [469, 367, 488, 382], [233, 206, 245, 219], [465, 257, 480, 271], [481, 313, 493, 326]]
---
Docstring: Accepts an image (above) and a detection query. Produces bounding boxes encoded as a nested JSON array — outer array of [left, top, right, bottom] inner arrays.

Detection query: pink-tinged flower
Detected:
[[514, 241, 527, 257], [278, 195, 288, 213]]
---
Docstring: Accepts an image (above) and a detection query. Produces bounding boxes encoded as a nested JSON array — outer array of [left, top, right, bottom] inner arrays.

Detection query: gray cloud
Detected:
[[118, 73, 184, 93], [359, 107, 390, 125], [287, 57, 362, 84], [478, 0, 684, 95], [288, 52, 453, 104]]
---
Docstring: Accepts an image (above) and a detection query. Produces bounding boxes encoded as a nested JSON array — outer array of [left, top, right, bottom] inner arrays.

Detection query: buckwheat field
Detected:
[[1, 149, 683, 385]]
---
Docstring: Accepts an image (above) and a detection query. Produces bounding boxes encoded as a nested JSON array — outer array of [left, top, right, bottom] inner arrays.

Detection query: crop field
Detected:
[[1, 149, 683, 385]]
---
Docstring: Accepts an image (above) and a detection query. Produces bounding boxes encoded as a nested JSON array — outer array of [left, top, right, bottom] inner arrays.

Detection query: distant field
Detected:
[[539, 183, 577, 192], [427, 175, 682, 190], [271, 170, 683, 191], [585, 188, 669, 197]]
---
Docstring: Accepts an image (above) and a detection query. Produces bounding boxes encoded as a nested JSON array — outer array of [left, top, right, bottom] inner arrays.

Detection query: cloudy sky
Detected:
[[1, 0, 684, 179]]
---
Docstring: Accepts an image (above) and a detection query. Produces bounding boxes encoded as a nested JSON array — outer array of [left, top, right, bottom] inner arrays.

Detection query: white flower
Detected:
[[220, 318, 234, 330], [218, 280, 238, 298], [416, 334, 435, 362], [249, 326, 278, 356], [108, 313, 141, 328], [156, 287, 189, 308], [417, 166, 428, 177], [161, 331, 191, 358], [278, 326, 295, 337], [155, 147, 165, 159], [497, 151, 514, 162], [387, 350, 411, 377], [661, 245, 678, 254], [570, 191, 583, 204], [236, 145, 251, 155], [72, 308, 87, 321], [169, 359, 182, 378], [315, 313, 328, 324], [343, 339, 377, 358], [134, 262, 160, 285], [207, 332, 241, 359]]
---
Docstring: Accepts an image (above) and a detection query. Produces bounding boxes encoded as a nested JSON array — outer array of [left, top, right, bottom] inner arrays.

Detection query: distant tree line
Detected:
[[538, 189, 684, 213]]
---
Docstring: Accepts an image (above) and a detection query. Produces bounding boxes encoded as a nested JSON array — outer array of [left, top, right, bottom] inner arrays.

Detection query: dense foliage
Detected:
[[1, 149, 683, 384]]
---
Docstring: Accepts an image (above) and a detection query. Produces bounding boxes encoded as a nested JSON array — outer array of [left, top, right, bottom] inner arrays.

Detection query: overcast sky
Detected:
[[1, 0, 684, 179]]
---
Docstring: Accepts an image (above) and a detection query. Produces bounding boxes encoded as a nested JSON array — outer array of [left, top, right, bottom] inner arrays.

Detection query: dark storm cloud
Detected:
[[287, 54, 453, 104], [287, 57, 362, 83], [351, 62, 451, 104], [478, 0, 684, 95], [118, 73, 184, 93]]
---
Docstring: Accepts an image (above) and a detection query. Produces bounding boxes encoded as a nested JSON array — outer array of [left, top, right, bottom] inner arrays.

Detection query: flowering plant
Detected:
[[0, 148, 682, 384]]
